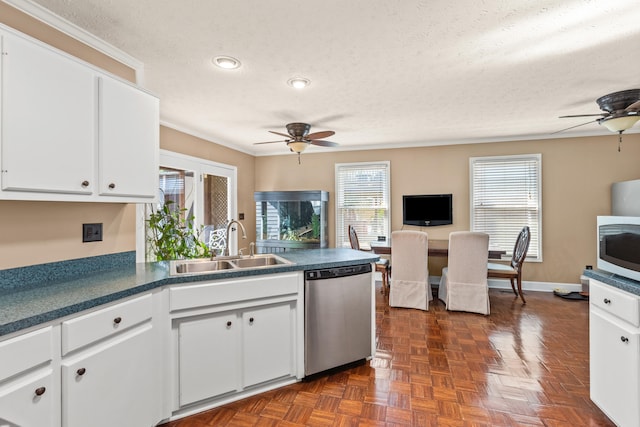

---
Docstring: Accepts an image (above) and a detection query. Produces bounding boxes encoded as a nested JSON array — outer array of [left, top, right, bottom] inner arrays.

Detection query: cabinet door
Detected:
[[62, 325, 156, 427], [590, 310, 640, 427], [1, 31, 95, 194], [243, 303, 294, 387], [177, 311, 240, 407], [0, 369, 55, 427], [98, 74, 158, 199]]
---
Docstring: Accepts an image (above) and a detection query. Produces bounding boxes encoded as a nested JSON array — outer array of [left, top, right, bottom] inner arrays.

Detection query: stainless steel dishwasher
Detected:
[[304, 263, 373, 376]]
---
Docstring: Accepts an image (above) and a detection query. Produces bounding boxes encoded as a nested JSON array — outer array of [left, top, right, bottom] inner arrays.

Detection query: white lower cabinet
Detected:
[[170, 273, 302, 414], [61, 325, 156, 427], [60, 293, 160, 427], [590, 279, 640, 427], [177, 311, 241, 406], [0, 327, 57, 427], [242, 304, 294, 388]]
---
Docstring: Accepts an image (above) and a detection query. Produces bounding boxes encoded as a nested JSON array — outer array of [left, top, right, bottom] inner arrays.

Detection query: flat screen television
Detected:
[[402, 194, 453, 226]]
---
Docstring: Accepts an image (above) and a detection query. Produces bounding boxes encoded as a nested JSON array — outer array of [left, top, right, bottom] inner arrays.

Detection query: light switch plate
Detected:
[[83, 223, 103, 242]]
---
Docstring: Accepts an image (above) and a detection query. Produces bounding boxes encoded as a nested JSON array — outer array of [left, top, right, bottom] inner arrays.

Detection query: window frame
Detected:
[[136, 149, 237, 262], [469, 153, 542, 262], [334, 161, 391, 249]]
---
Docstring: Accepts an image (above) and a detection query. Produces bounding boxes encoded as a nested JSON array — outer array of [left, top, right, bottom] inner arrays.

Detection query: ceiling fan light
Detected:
[[287, 77, 310, 89], [213, 55, 241, 69], [288, 141, 309, 153], [600, 115, 640, 132]]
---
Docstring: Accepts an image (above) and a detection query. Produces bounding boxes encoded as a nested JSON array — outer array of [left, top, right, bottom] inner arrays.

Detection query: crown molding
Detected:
[[3, 0, 144, 83]]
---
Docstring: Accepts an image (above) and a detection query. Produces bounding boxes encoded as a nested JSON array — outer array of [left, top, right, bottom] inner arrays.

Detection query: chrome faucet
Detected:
[[249, 242, 255, 257], [224, 220, 247, 256]]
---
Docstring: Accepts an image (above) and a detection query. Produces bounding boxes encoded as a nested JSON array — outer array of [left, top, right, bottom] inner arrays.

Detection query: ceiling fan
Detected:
[[255, 123, 339, 163], [558, 89, 640, 151]]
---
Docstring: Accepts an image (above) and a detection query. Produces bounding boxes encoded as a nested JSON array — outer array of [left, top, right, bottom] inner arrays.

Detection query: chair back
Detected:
[[391, 230, 429, 283], [510, 226, 531, 270], [348, 225, 361, 250], [389, 230, 430, 310], [447, 231, 489, 285]]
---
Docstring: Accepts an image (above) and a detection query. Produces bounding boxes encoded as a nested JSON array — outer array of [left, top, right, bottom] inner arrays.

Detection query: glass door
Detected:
[[136, 150, 237, 262]]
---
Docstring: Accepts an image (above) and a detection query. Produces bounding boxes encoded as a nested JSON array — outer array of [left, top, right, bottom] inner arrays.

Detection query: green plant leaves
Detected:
[[146, 201, 212, 261]]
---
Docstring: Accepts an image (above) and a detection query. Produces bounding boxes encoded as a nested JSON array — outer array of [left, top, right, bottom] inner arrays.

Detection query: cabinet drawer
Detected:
[[590, 280, 640, 327], [61, 293, 152, 355], [0, 326, 53, 381], [170, 273, 299, 312]]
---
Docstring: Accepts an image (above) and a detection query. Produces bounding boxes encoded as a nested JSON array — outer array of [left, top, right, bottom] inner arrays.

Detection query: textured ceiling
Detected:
[[22, 0, 640, 156]]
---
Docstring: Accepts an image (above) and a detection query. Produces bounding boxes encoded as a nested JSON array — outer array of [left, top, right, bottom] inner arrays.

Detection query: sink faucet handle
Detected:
[[250, 242, 255, 257], [238, 247, 246, 256]]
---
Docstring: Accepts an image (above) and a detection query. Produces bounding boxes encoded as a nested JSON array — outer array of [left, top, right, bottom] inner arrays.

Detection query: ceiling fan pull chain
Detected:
[[297, 152, 302, 164], [618, 131, 623, 152]]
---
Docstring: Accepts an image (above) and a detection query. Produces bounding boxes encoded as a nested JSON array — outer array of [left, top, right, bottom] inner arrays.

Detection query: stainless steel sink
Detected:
[[230, 254, 291, 268], [169, 254, 293, 275], [170, 259, 235, 275]]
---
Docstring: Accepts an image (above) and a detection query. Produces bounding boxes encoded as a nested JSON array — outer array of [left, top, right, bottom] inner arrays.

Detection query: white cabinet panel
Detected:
[[243, 303, 294, 387], [590, 310, 640, 427], [98, 75, 158, 199], [0, 326, 53, 380], [1, 31, 95, 194], [0, 369, 55, 427], [590, 279, 640, 427], [61, 293, 152, 355], [177, 312, 240, 406], [0, 28, 158, 203], [61, 324, 156, 427]]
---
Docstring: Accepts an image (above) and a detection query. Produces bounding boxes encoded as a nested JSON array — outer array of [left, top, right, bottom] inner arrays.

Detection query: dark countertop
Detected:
[[583, 268, 640, 296], [0, 248, 378, 337]]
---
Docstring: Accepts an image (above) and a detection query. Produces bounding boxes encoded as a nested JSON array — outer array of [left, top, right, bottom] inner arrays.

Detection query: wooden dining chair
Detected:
[[348, 225, 390, 293], [487, 226, 531, 304]]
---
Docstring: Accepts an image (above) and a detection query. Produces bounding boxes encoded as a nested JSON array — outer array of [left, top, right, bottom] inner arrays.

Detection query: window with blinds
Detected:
[[470, 154, 541, 261], [335, 162, 390, 249]]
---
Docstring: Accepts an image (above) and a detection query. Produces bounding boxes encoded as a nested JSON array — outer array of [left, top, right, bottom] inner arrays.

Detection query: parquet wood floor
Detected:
[[161, 285, 614, 426]]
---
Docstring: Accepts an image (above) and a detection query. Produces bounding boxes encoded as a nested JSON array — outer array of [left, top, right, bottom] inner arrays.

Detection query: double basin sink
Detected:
[[169, 253, 293, 276]]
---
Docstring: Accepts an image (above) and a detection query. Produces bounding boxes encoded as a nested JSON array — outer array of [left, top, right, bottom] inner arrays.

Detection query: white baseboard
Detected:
[[376, 272, 582, 293]]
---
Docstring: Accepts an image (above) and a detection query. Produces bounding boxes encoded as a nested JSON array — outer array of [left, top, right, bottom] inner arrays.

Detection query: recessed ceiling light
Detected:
[[213, 56, 241, 69], [287, 77, 310, 89]]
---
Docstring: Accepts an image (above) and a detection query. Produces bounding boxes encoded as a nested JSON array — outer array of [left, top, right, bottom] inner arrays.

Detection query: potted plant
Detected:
[[146, 201, 211, 261]]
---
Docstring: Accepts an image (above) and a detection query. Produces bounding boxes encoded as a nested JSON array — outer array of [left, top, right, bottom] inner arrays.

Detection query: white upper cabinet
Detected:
[[0, 30, 95, 195], [98, 74, 158, 199], [0, 27, 158, 203]]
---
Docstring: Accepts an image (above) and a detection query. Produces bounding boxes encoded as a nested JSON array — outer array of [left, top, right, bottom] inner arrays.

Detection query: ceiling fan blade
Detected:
[[254, 139, 288, 145], [310, 140, 339, 147], [269, 130, 292, 138], [306, 130, 335, 140], [625, 100, 640, 111], [551, 119, 599, 134], [559, 113, 607, 118]]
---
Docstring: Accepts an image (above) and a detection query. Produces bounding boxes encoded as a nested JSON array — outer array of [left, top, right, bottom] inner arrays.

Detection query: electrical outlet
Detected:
[[83, 223, 103, 242]]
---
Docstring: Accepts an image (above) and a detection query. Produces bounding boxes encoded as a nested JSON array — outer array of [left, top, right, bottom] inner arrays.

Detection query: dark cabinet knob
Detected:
[[249, 317, 254, 324], [226, 321, 232, 327], [108, 183, 116, 189], [113, 317, 122, 324], [81, 180, 90, 187], [621, 336, 629, 343], [604, 298, 611, 304], [34, 387, 46, 396], [76, 368, 86, 376]]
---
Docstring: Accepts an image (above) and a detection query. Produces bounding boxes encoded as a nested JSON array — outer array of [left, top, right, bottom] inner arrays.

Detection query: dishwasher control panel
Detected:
[[305, 263, 372, 280]]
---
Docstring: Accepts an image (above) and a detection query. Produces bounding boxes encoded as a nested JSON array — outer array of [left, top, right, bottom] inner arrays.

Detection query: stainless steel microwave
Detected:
[[597, 216, 640, 282]]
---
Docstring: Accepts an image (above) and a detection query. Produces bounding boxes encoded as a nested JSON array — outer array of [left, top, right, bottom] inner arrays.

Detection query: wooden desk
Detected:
[[370, 239, 506, 260]]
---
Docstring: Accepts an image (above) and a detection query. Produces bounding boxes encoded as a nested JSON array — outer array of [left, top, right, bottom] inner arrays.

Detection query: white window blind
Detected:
[[335, 162, 390, 249], [470, 154, 541, 261]]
